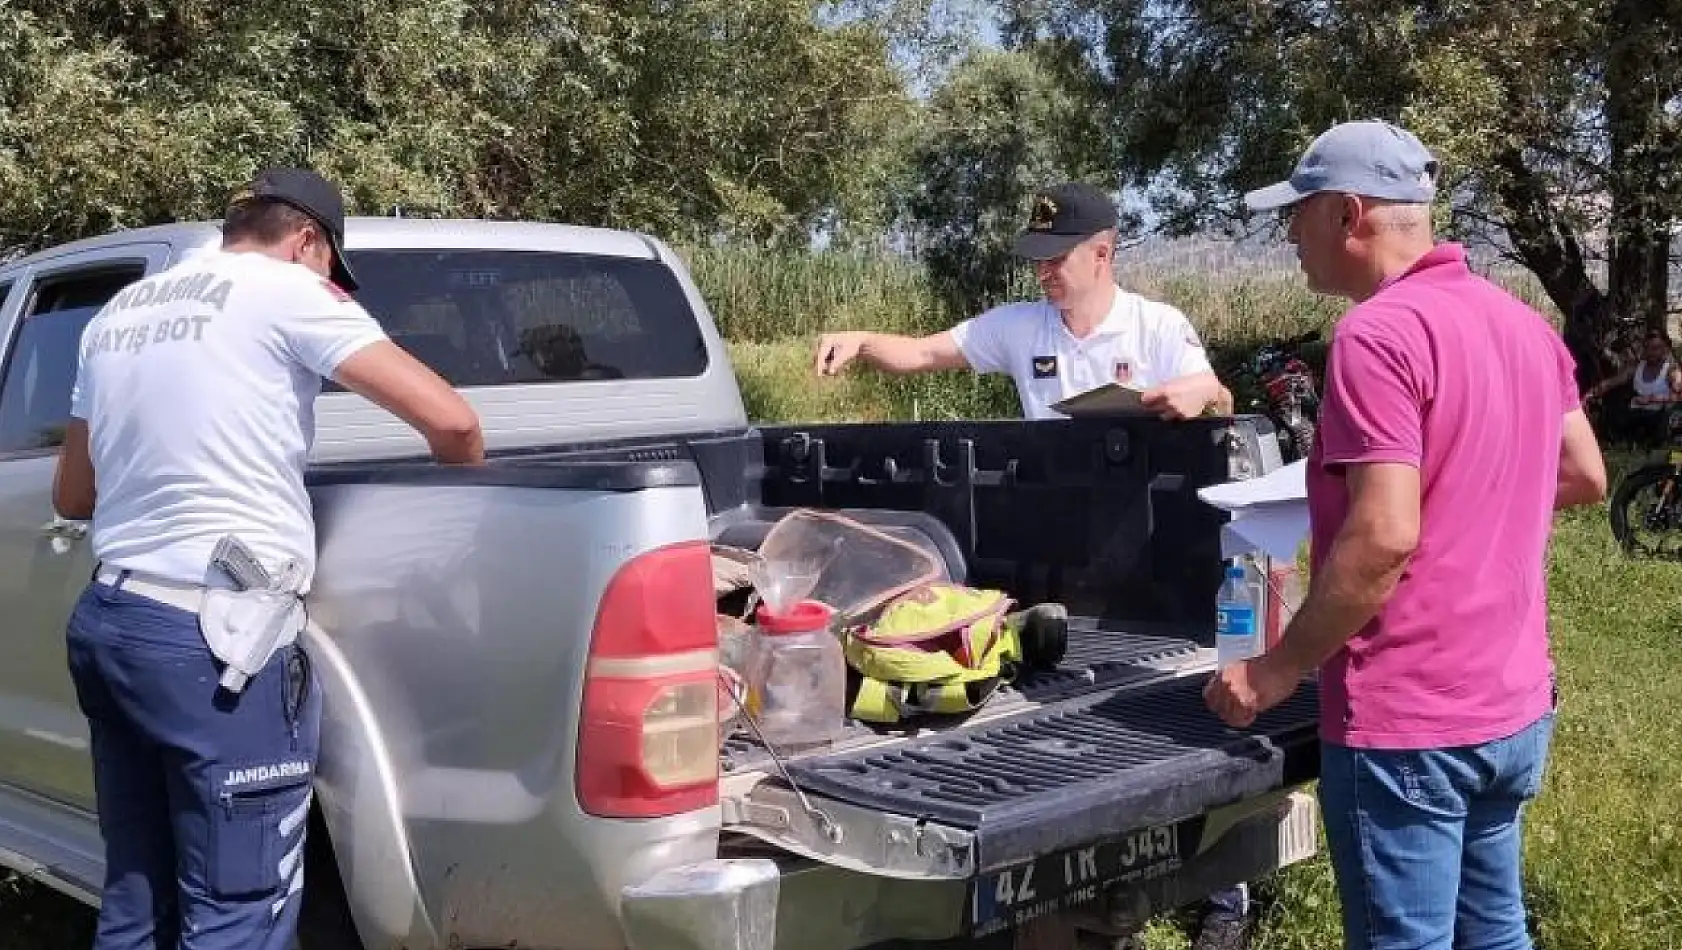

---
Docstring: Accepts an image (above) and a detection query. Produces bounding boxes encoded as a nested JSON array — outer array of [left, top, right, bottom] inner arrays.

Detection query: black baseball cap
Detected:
[[231, 168, 361, 292], [1011, 182, 1120, 261]]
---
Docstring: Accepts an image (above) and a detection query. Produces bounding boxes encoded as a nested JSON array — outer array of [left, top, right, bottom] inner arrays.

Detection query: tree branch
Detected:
[[1491, 146, 1611, 385]]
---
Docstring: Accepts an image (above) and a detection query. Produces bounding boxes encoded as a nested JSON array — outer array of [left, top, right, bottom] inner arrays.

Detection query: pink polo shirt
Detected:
[[1308, 243, 1578, 750]]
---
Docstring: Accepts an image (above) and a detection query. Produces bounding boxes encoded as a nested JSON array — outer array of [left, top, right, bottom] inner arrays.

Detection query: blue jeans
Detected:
[[65, 577, 320, 950], [1318, 712, 1554, 950]]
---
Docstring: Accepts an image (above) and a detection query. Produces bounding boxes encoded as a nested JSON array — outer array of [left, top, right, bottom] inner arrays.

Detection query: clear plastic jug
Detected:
[[746, 599, 846, 750]]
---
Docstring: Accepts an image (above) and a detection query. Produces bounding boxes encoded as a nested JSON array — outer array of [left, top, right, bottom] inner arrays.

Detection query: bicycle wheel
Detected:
[[1609, 462, 1682, 557]]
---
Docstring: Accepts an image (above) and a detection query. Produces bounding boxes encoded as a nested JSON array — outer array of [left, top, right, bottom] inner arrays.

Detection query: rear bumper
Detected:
[[620, 858, 782, 950], [619, 789, 1321, 950]]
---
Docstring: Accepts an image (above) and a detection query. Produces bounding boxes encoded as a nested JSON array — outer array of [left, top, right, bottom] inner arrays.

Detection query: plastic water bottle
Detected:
[[1216, 558, 1263, 667]]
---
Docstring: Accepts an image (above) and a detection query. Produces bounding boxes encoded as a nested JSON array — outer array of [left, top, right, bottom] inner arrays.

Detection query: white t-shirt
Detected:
[[1633, 359, 1675, 400], [948, 287, 1214, 419], [70, 250, 390, 591]]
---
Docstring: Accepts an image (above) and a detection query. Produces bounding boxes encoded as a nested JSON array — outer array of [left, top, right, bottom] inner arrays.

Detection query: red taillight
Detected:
[[577, 540, 721, 819]]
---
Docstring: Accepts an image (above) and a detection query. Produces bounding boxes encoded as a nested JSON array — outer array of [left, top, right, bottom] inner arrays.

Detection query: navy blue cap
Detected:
[[234, 167, 361, 292], [1012, 182, 1120, 260]]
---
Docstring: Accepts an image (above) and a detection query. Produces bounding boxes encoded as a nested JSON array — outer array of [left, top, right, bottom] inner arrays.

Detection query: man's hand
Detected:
[[1142, 372, 1222, 420], [1213, 385, 1236, 416], [815, 332, 871, 376], [1203, 652, 1303, 728]]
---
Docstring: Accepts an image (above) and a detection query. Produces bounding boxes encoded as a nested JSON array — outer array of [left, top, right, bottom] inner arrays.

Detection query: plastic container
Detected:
[[1261, 555, 1304, 651], [1215, 557, 1264, 667], [746, 599, 847, 749], [716, 615, 754, 746]]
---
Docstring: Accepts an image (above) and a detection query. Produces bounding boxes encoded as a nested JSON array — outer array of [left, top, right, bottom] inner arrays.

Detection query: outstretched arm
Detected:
[[1206, 461, 1420, 727], [814, 330, 970, 376], [1586, 366, 1634, 401], [333, 342, 485, 465]]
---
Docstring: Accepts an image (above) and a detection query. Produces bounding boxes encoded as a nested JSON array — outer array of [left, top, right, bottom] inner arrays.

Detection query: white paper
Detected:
[[1199, 460, 1311, 561], [1220, 506, 1311, 560], [1196, 459, 1306, 511]]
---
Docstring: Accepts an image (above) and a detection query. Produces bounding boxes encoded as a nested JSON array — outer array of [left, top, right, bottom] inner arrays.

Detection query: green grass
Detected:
[[6, 250, 1664, 950]]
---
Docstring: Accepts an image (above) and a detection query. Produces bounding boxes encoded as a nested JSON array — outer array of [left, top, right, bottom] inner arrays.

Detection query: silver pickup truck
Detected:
[[0, 219, 1320, 950]]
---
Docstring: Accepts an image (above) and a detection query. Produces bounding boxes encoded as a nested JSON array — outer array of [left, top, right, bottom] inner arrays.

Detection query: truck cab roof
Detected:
[[0, 217, 667, 276], [0, 218, 749, 463]]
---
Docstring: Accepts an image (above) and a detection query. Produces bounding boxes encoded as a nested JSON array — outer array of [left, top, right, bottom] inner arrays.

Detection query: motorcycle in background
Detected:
[[1607, 398, 1682, 559], [1243, 330, 1322, 463]]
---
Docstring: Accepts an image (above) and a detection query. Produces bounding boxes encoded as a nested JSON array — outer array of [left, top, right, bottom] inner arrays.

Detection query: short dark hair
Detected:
[[222, 198, 320, 245], [1645, 329, 1672, 348]]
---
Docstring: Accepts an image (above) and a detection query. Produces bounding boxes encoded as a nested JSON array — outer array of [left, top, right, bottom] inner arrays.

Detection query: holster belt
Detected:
[[95, 566, 211, 615]]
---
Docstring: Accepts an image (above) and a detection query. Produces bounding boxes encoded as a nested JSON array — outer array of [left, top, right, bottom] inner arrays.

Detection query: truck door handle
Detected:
[[40, 516, 89, 542]]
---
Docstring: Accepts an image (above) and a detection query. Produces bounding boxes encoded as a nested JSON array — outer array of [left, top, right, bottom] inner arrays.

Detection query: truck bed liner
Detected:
[[720, 626, 1200, 774], [1009, 621, 1199, 701], [782, 675, 1319, 871]]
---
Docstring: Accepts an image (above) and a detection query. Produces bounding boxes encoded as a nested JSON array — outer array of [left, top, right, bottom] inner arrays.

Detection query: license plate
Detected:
[[968, 822, 1185, 936]]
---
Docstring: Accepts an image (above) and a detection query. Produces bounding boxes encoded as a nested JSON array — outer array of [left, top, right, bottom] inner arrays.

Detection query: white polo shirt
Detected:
[[70, 250, 390, 591], [948, 286, 1214, 419]]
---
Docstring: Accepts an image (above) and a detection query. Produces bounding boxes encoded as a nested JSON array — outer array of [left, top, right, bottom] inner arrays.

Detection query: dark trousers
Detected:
[[65, 578, 320, 950]]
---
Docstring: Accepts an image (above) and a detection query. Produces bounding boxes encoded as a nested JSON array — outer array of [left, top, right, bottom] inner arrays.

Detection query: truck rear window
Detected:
[[337, 250, 709, 388]]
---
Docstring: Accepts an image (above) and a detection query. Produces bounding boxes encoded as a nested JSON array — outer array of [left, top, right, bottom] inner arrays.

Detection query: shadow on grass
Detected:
[[0, 873, 93, 950], [1525, 870, 1568, 950]]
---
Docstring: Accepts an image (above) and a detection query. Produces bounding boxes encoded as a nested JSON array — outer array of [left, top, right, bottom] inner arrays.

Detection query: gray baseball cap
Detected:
[[1244, 120, 1439, 212]]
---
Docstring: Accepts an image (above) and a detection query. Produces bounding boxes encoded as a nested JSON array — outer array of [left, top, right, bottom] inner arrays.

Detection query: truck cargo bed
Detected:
[[719, 623, 1202, 775], [722, 622, 1318, 873]]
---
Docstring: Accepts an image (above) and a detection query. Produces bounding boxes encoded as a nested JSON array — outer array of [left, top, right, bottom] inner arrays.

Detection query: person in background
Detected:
[[1586, 329, 1682, 446], [814, 181, 1234, 421], [1204, 119, 1606, 950]]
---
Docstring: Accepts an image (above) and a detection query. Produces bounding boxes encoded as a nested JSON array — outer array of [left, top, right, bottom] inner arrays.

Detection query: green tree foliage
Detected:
[[0, 0, 914, 257], [998, 0, 1682, 384], [897, 47, 1108, 317]]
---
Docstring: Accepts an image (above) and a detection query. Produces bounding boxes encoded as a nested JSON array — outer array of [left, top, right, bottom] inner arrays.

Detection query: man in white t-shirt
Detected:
[[50, 168, 484, 950], [815, 181, 1232, 421]]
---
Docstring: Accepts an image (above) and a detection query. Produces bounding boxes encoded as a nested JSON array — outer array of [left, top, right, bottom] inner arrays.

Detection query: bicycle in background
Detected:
[[1607, 395, 1682, 559]]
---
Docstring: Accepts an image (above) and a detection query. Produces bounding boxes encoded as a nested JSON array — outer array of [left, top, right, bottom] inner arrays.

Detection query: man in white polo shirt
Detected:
[[815, 181, 1231, 421], [815, 182, 1250, 948]]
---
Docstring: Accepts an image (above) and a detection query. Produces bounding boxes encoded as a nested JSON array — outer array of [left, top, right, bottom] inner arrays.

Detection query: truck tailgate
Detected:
[[783, 673, 1317, 872], [721, 624, 1318, 877]]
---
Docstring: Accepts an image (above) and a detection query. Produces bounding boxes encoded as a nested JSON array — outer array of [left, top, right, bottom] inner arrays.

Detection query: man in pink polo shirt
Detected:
[[1204, 120, 1608, 949]]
